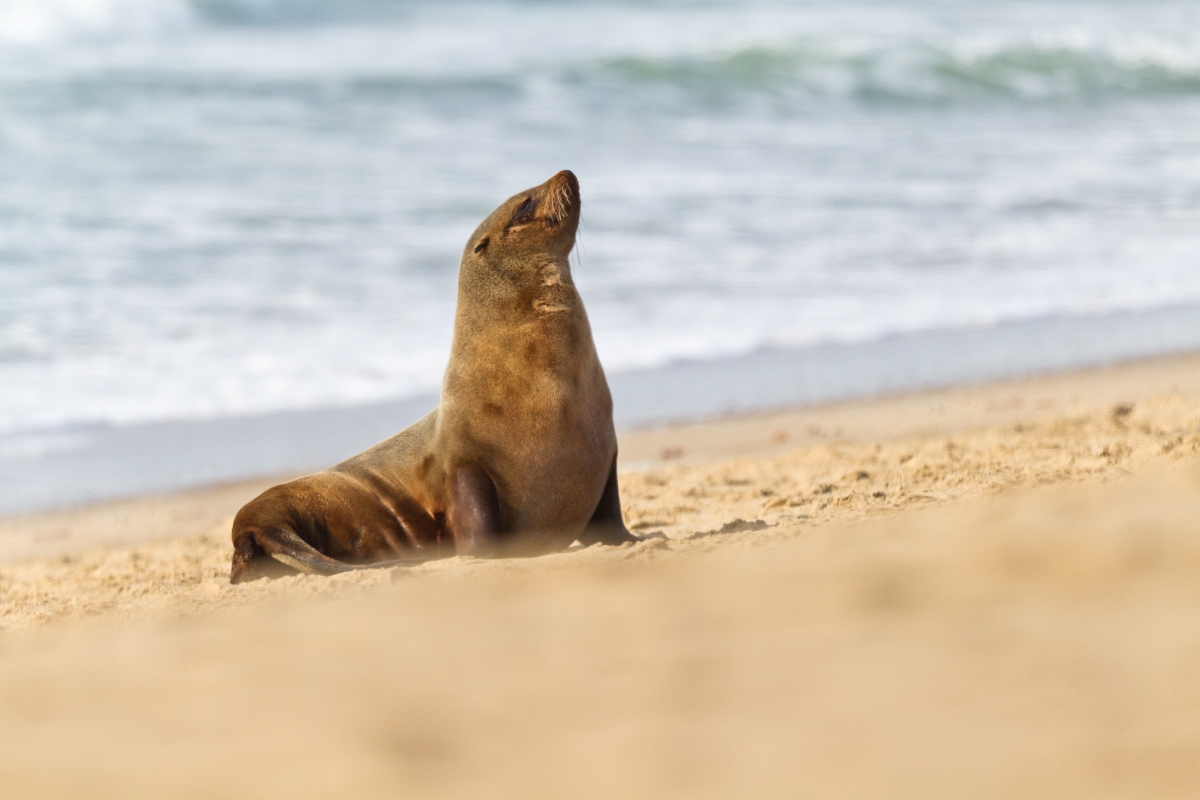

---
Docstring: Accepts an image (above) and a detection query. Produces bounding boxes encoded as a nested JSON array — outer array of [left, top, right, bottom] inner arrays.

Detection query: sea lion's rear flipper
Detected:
[[231, 525, 433, 583], [253, 526, 362, 576], [578, 457, 639, 547]]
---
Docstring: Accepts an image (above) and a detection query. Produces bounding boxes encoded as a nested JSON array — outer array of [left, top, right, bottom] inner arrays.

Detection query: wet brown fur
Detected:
[[230, 171, 635, 583]]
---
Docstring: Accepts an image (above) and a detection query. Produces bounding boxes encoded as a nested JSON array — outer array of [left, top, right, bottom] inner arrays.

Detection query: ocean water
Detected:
[[3, 0, 1200, 440]]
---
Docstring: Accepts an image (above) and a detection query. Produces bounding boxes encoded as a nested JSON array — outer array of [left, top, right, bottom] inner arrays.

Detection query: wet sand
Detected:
[[0, 353, 1198, 797]]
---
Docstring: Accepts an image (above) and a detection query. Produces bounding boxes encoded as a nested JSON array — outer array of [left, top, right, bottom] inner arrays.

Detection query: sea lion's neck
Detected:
[[452, 255, 580, 331], [443, 253, 598, 396], [527, 258, 575, 316]]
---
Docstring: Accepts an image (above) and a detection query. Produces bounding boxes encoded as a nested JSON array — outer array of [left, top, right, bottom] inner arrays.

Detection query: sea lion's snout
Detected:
[[504, 170, 579, 232], [541, 169, 579, 227]]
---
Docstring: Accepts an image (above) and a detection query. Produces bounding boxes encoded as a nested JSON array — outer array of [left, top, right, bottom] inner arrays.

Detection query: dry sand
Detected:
[[1, 353, 1199, 797]]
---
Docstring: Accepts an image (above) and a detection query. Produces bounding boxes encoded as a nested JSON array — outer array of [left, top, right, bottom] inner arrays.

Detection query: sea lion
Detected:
[[230, 170, 637, 583]]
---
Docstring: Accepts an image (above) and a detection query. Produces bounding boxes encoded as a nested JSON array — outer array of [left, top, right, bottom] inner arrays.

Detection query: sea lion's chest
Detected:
[[439, 316, 615, 530], [447, 324, 611, 457]]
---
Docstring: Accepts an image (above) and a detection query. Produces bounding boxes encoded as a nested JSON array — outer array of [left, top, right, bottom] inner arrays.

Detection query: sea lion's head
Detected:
[[463, 170, 581, 275]]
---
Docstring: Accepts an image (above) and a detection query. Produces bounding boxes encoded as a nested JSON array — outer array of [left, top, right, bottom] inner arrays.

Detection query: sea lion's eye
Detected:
[[510, 196, 534, 225], [474, 237, 489, 254]]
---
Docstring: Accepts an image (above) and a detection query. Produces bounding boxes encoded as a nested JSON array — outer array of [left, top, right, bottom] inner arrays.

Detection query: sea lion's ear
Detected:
[[473, 237, 489, 255]]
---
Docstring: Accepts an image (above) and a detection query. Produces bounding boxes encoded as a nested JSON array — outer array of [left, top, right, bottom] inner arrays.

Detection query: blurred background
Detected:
[[3, 0, 1200, 510]]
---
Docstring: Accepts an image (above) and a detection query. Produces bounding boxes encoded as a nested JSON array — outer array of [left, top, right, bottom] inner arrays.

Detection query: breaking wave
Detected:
[[599, 38, 1200, 103], [5, 0, 1199, 107]]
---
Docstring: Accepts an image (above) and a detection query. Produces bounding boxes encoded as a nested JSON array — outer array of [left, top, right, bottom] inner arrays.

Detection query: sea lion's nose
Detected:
[[549, 170, 579, 199], [540, 170, 580, 225]]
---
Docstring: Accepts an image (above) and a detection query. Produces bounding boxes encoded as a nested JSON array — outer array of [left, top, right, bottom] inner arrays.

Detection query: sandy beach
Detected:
[[0, 353, 1198, 797]]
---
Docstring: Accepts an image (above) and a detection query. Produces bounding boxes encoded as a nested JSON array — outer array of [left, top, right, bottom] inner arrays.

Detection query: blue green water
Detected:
[[3, 0, 1200, 438]]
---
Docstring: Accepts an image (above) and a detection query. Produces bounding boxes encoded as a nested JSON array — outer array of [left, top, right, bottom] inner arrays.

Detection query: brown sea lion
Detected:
[[229, 170, 636, 583]]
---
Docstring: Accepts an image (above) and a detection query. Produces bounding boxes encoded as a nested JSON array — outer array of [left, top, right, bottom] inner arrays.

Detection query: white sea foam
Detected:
[[0, 0, 193, 43]]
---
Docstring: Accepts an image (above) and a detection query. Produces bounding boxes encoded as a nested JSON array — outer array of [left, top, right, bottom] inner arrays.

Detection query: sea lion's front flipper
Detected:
[[578, 457, 639, 547], [448, 463, 501, 557]]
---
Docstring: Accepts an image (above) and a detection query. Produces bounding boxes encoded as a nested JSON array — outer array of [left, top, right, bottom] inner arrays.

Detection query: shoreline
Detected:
[[4, 304, 1200, 517], [4, 347, 1200, 566]]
